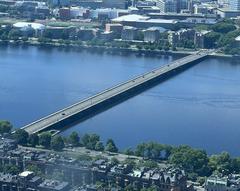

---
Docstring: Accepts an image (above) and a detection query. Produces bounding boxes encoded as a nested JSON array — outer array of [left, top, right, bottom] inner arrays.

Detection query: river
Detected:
[[0, 45, 240, 155]]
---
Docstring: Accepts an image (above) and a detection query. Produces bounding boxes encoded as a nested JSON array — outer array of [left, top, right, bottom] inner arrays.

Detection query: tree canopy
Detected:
[[13, 129, 29, 145], [28, 134, 39, 147], [39, 132, 52, 149], [169, 145, 211, 177], [51, 136, 65, 151], [68, 131, 80, 146], [0, 120, 12, 134], [82, 133, 100, 150], [105, 139, 118, 153], [212, 22, 236, 34]]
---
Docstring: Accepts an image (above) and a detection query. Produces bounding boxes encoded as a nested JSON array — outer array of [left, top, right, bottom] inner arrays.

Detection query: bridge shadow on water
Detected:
[[46, 56, 208, 134]]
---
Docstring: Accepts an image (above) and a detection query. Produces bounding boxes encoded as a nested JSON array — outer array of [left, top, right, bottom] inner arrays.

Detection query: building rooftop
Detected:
[[38, 179, 69, 190], [235, 35, 240, 41], [144, 26, 167, 33], [218, 8, 240, 13], [143, 19, 178, 24], [19, 171, 34, 178], [13, 22, 45, 30], [112, 14, 149, 22]]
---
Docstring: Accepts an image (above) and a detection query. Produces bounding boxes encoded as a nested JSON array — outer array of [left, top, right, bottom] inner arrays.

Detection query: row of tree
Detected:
[[202, 20, 240, 54], [131, 142, 240, 180], [3, 120, 240, 180], [12, 128, 118, 152]]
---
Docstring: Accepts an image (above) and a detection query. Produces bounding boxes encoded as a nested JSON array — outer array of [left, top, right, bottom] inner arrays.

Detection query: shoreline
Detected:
[[0, 39, 236, 59]]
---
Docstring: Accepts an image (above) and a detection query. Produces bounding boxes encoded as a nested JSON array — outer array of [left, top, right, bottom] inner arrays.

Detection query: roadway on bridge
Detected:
[[22, 51, 210, 134]]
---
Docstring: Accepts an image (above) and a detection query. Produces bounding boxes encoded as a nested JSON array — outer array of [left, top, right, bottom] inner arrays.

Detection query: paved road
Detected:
[[19, 145, 169, 169], [19, 145, 142, 162], [22, 51, 210, 134]]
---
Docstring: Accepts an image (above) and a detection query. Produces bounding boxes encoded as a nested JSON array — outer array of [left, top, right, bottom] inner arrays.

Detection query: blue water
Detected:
[[1, 45, 240, 156]]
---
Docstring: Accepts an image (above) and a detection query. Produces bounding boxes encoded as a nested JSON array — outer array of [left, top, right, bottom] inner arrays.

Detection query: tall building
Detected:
[[48, 0, 70, 7], [121, 26, 138, 40], [156, 0, 192, 13], [102, 0, 126, 9], [230, 0, 240, 10], [59, 7, 71, 20], [143, 28, 160, 42], [177, 0, 188, 12], [156, 0, 177, 13]]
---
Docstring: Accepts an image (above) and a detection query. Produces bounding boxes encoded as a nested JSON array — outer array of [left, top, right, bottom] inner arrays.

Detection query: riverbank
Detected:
[[14, 129, 240, 183], [0, 39, 190, 57], [0, 38, 235, 59]]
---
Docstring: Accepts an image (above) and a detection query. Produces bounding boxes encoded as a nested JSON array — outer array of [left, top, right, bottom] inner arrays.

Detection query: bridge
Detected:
[[22, 50, 212, 134]]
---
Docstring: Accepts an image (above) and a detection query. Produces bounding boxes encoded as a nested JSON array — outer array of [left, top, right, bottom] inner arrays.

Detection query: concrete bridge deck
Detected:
[[22, 50, 211, 134]]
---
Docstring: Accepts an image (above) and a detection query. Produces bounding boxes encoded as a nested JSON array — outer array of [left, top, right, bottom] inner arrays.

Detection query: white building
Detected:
[[194, 4, 209, 14], [70, 7, 88, 18], [13, 22, 45, 36], [90, 8, 124, 19], [235, 35, 240, 46], [217, 8, 240, 18], [205, 175, 240, 191]]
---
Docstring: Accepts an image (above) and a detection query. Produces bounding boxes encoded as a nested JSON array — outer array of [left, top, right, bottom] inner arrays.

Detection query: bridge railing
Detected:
[[22, 52, 209, 131]]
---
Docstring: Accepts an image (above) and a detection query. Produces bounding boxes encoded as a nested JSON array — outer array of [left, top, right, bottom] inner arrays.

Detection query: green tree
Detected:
[[0, 32, 8, 40], [231, 157, 240, 173], [169, 145, 211, 176], [140, 160, 158, 169], [50, 169, 64, 181], [164, 45, 170, 51], [212, 22, 236, 34], [204, 32, 221, 48], [61, 29, 69, 40], [140, 185, 159, 191], [22, 36, 28, 42], [51, 136, 65, 151], [26, 164, 42, 176], [76, 154, 92, 161], [38, 37, 52, 44], [82, 133, 100, 150], [3, 164, 20, 175], [87, 134, 100, 150], [28, 134, 39, 147], [209, 152, 233, 175], [0, 120, 12, 134], [43, 30, 53, 38], [123, 158, 136, 169], [135, 143, 147, 157], [8, 29, 22, 39], [13, 129, 29, 145], [81, 133, 90, 146], [105, 139, 118, 153], [95, 141, 104, 151], [39, 132, 52, 149], [124, 184, 135, 191], [136, 44, 143, 50], [218, 29, 240, 47], [124, 147, 134, 155], [68, 131, 80, 146], [111, 157, 120, 166]]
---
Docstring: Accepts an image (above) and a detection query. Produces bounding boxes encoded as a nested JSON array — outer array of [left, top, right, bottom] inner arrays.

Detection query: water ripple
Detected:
[[144, 92, 240, 110]]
